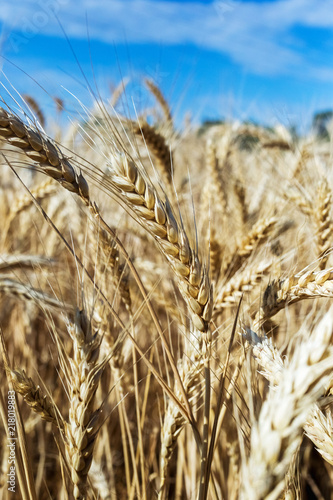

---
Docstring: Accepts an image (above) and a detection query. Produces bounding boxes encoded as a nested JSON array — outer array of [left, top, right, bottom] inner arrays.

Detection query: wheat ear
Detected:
[[0, 107, 90, 202], [22, 94, 46, 128], [201, 138, 227, 226], [109, 153, 213, 334], [246, 308, 333, 468], [3, 178, 56, 239], [304, 407, 333, 466], [223, 216, 277, 279], [64, 308, 105, 500], [314, 179, 332, 269], [8, 177, 56, 219], [9, 368, 63, 429], [0, 277, 71, 311], [291, 143, 312, 180], [94, 226, 132, 311], [133, 121, 173, 188], [144, 78, 173, 126], [110, 78, 129, 108], [159, 334, 204, 498], [259, 267, 333, 322], [241, 323, 333, 499], [215, 261, 271, 312]]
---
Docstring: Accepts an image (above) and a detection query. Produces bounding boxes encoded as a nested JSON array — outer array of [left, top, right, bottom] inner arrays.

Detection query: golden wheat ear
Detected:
[[133, 121, 173, 190], [0, 107, 90, 202], [108, 152, 213, 334], [144, 78, 173, 127], [64, 308, 106, 500], [9, 368, 63, 428], [22, 95, 46, 129]]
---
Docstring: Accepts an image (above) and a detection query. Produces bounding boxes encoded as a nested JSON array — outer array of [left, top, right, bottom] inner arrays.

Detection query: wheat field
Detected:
[[0, 79, 333, 500]]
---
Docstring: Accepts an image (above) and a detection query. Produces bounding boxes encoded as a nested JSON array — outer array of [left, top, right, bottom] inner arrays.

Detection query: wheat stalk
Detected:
[[234, 179, 248, 227], [209, 228, 223, 283]]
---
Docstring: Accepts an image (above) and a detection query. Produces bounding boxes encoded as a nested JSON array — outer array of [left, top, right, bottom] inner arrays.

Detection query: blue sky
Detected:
[[0, 0, 333, 131]]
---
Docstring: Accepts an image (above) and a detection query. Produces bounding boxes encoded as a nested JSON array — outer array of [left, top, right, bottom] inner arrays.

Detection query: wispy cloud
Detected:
[[1, 0, 333, 80]]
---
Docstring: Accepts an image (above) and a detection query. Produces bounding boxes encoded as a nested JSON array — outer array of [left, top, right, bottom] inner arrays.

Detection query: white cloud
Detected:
[[0, 0, 333, 80]]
